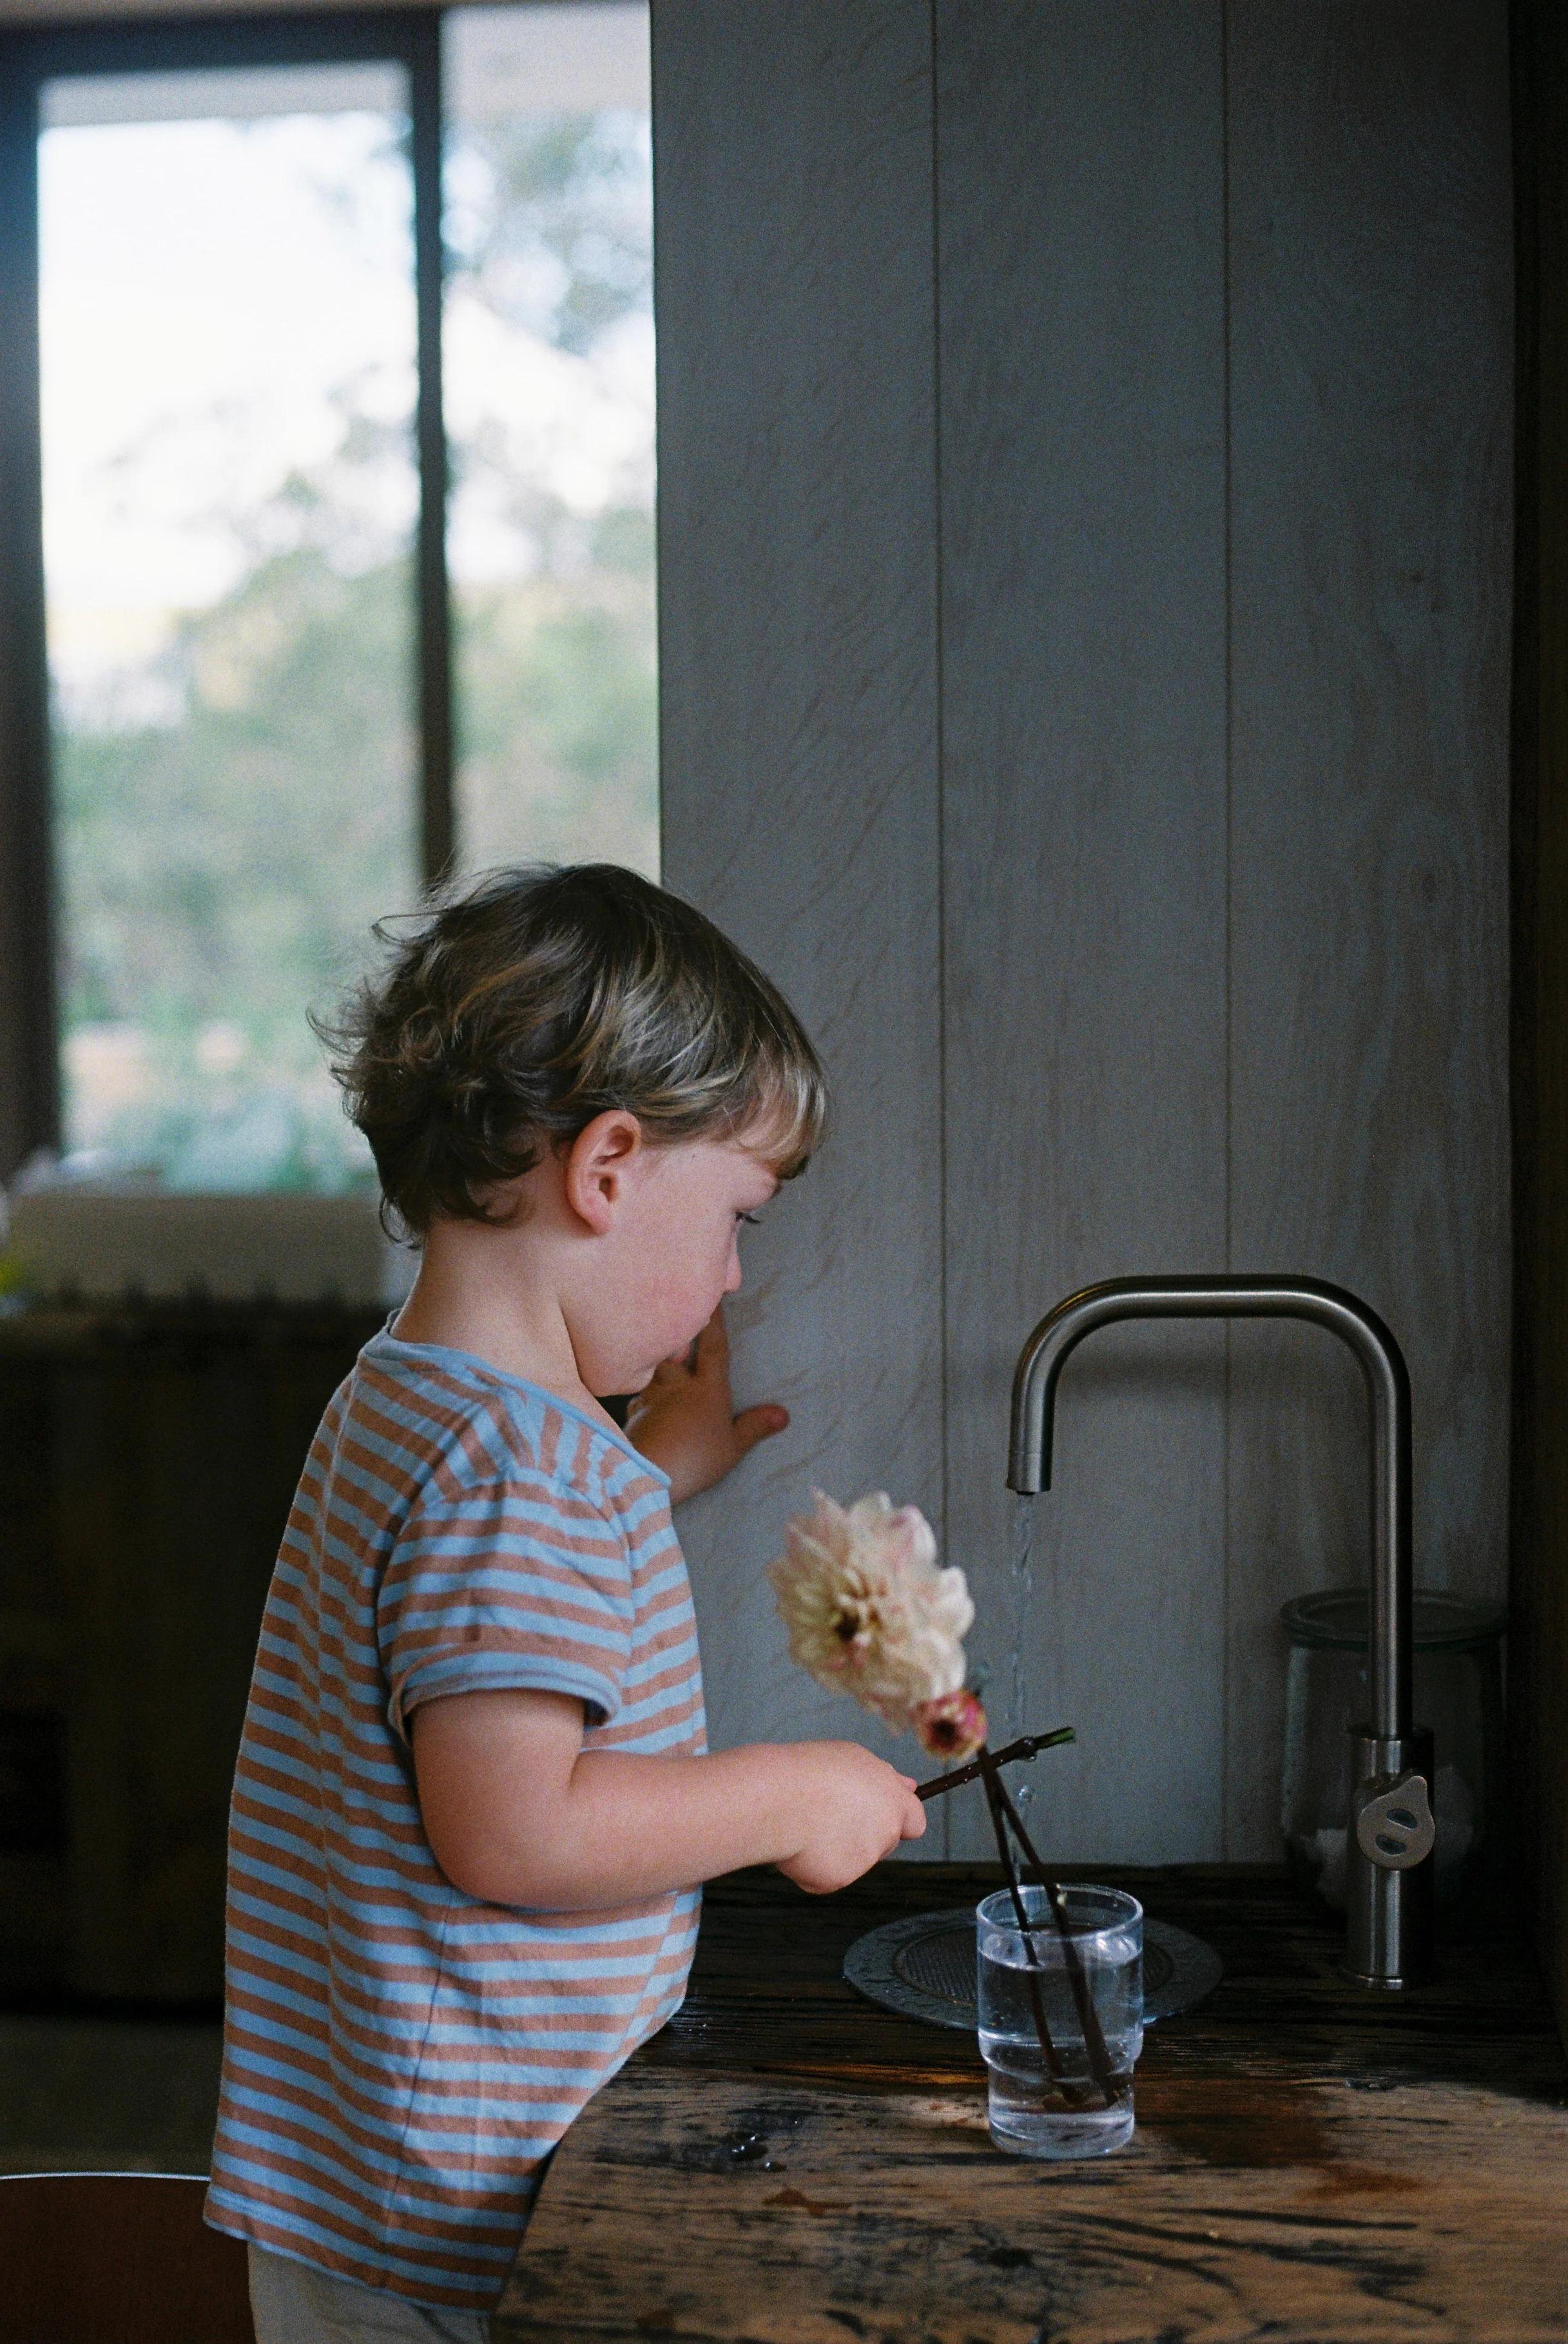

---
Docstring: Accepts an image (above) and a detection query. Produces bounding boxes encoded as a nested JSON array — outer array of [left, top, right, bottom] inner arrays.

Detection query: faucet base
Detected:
[[1344, 1727, 1437, 1989]]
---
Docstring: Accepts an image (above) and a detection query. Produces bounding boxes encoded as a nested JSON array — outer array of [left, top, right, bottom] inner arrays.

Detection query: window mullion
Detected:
[[0, 52, 59, 1174]]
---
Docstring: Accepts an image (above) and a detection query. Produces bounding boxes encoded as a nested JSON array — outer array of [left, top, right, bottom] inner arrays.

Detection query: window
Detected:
[[446, 7, 657, 880], [42, 61, 421, 1192], [0, 4, 655, 1196]]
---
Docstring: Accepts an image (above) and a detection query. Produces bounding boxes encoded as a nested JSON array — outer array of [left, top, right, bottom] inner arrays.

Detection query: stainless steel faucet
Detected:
[[1007, 1274, 1436, 1989]]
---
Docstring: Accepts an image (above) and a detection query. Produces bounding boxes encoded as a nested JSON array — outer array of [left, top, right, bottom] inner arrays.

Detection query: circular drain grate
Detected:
[[844, 1906, 1222, 2032]]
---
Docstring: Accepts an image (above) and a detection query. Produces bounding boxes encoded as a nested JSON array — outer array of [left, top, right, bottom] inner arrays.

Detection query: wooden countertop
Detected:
[[494, 1863, 1568, 2343]]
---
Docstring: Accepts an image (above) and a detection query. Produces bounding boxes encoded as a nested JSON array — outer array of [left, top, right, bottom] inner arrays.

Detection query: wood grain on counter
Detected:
[[501, 2065, 1567, 2344], [495, 1865, 1568, 2344]]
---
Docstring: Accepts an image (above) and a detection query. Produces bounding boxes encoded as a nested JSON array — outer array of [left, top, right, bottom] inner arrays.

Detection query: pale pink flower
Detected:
[[914, 1689, 989, 1762], [767, 1490, 976, 1736]]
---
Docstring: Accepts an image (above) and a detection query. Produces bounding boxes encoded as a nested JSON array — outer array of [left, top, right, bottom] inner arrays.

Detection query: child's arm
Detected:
[[412, 1689, 926, 1910]]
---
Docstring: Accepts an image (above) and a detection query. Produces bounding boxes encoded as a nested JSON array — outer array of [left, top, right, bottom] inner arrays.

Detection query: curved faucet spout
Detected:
[[1006, 1274, 1413, 1741]]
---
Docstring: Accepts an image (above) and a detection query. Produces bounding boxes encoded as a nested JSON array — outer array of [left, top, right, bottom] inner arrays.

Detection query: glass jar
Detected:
[[1280, 1587, 1505, 1913]]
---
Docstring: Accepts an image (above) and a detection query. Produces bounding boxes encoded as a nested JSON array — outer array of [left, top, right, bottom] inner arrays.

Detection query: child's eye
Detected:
[[737, 1212, 761, 1226]]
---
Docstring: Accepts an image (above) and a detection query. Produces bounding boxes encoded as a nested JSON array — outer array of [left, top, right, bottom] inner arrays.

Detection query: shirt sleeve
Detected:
[[376, 1438, 633, 1742]]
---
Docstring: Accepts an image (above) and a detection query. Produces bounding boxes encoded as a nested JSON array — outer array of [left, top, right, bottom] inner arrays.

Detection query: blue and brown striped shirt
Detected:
[[204, 1328, 705, 2310]]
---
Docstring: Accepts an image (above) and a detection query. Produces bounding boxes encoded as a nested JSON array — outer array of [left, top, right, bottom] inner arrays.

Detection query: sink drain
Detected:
[[843, 1906, 1222, 2031]]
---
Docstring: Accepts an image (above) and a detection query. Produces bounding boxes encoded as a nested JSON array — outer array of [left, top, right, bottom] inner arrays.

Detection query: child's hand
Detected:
[[774, 1741, 927, 1894], [626, 1309, 788, 1505]]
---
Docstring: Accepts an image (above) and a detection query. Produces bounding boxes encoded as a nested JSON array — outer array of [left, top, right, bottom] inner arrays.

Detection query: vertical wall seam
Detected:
[[929, 0, 951, 1859], [1219, 0, 1235, 1861]]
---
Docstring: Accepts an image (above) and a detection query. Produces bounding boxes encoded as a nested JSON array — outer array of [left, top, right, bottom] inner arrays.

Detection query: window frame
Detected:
[[0, 6, 452, 1177]]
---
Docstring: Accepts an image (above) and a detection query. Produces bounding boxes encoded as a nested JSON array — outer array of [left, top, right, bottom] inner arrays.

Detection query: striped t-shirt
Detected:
[[204, 1328, 705, 2311]]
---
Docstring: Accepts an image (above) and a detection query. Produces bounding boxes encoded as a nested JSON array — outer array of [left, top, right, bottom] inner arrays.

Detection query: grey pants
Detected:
[[248, 2244, 490, 2344]]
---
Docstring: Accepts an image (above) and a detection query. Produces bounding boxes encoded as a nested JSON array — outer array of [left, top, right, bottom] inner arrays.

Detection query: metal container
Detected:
[[1281, 1588, 1505, 1913]]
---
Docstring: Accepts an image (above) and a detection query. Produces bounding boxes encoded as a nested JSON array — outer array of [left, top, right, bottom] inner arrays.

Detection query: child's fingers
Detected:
[[731, 1402, 789, 1455], [693, 1309, 730, 1382]]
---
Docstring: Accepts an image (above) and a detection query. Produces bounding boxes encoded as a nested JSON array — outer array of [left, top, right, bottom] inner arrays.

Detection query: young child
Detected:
[[204, 864, 925, 2341]]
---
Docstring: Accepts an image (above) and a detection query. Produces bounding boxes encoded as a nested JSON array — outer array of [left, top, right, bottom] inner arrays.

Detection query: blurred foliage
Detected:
[[55, 532, 416, 1190], [54, 106, 657, 1192], [447, 111, 657, 878], [446, 111, 652, 358], [457, 512, 658, 878]]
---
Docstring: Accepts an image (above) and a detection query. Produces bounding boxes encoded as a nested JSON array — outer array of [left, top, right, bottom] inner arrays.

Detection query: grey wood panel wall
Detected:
[[936, 0, 1230, 1863], [652, 1, 946, 1787], [1224, 1, 1514, 1856], [654, 0, 1513, 1863]]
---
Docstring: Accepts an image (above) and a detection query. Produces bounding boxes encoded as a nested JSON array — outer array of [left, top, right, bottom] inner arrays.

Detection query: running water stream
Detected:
[[1007, 1493, 1036, 1814]]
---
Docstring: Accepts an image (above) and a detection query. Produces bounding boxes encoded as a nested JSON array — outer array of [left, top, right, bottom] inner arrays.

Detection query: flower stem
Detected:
[[976, 1748, 1089, 2105], [988, 1768, 1119, 2110], [915, 1724, 1074, 1802]]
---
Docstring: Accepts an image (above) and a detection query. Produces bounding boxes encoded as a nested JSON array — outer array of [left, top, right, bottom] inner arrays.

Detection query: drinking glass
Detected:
[[976, 1884, 1143, 2157]]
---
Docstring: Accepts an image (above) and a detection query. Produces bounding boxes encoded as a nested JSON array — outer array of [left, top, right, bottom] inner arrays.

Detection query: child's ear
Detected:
[[562, 1110, 644, 1235]]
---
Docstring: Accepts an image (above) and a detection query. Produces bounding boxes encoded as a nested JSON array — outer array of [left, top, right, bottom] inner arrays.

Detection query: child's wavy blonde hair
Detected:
[[324, 864, 826, 1235]]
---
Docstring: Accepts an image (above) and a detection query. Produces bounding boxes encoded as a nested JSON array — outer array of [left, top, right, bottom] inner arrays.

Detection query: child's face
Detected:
[[572, 1128, 781, 1394]]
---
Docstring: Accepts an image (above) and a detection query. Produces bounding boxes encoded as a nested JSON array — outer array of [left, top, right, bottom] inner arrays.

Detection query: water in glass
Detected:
[[976, 1884, 1143, 2157]]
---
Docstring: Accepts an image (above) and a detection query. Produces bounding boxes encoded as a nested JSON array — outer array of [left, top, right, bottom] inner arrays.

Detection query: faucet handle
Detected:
[[1353, 1770, 1436, 1871], [1344, 1729, 1435, 1986]]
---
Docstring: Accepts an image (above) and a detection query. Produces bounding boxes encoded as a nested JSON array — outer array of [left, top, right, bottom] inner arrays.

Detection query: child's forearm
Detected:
[[480, 1745, 814, 1908], [411, 1689, 921, 1909]]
